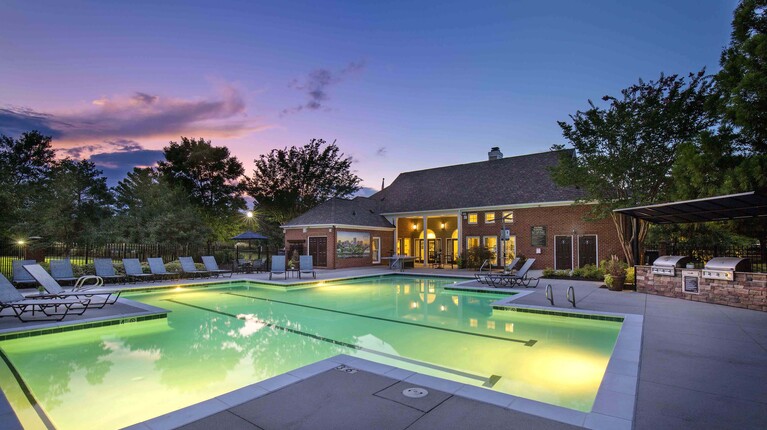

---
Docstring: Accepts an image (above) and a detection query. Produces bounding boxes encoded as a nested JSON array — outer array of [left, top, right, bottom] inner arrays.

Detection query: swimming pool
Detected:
[[0, 275, 622, 429]]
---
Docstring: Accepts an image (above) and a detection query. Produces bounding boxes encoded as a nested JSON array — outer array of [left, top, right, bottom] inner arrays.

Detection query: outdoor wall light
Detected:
[[412, 223, 417, 230], [441, 222, 446, 230]]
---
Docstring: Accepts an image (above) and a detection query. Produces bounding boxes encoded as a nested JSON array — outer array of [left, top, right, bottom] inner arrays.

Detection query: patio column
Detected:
[[423, 215, 428, 264], [457, 211, 463, 257]]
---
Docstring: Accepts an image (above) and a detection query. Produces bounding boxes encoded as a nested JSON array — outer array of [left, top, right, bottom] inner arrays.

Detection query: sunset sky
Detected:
[[1, 0, 737, 195]]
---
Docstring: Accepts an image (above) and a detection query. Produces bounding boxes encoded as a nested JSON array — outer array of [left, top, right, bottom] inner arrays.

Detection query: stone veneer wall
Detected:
[[636, 266, 767, 311]]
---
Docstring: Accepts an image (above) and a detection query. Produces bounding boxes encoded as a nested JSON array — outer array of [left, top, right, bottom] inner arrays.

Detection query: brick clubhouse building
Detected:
[[283, 148, 622, 270]]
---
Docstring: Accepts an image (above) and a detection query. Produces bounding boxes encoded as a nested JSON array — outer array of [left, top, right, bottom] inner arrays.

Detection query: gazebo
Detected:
[[231, 230, 269, 270]]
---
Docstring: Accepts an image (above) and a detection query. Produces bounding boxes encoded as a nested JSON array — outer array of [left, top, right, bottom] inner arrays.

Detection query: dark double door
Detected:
[[578, 235, 597, 267], [555, 236, 573, 270], [308, 237, 328, 267]]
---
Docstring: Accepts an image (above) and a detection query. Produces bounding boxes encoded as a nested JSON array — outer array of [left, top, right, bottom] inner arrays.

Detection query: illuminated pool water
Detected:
[[0, 276, 622, 429]]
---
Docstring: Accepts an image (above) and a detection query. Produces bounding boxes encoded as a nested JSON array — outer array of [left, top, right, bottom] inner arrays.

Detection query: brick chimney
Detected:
[[488, 147, 503, 160]]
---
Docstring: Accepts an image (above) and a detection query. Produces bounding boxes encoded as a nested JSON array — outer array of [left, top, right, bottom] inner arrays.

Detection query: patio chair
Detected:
[[50, 259, 78, 285], [179, 257, 210, 278], [122, 258, 153, 283], [269, 255, 286, 280], [0, 272, 89, 322], [23, 264, 120, 309], [299, 255, 316, 279], [202, 256, 233, 278], [488, 258, 539, 288], [147, 258, 179, 281], [94, 258, 126, 284], [251, 258, 266, 273], [12, 259, 38, 287]]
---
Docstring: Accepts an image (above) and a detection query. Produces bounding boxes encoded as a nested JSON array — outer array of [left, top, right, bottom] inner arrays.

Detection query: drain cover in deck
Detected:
[[402, 387, 429, 398]]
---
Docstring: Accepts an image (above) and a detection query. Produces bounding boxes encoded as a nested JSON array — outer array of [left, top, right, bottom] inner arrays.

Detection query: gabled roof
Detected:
[[283, 197, 395, 228], [370, 149, 584, 213], [283, 150, 584, 228]]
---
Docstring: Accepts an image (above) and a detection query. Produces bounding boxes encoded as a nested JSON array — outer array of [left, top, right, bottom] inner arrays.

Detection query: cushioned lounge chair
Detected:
[[23, 264, 120, 309], [12, 259, 38, 287], [147, 258, 179, 281], [202, 256, 232, 278], [94, 258, 126, 284], [269, 255, 286, 280], [299, 255, 316, 279], [50, 259, 78, 285], [0, 273, 89, 322], [123, 259, 153, 283], [179, 257, 210, 278]]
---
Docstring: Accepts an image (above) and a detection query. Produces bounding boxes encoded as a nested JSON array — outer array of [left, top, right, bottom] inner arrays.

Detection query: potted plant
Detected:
[[603, 255, 628, 291]]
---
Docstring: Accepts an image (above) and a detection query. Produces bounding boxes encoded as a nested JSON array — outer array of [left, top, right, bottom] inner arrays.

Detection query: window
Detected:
[[483, 236, 498, 264], [502, 211, 513, 223], [468, 213, 478, 224], [466, 236, 480, 249], [485, 212, 496, 223]]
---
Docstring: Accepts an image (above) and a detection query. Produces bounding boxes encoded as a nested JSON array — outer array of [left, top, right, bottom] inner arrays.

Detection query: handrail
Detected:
[[545, 284, 554, 306], [567, 286, 576, 307], [73, 275, 104, 291]]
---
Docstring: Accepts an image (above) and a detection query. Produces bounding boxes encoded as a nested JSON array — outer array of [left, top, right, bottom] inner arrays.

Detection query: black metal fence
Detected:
[[644, 243, 766, 273], [0, 241, 244, 278]]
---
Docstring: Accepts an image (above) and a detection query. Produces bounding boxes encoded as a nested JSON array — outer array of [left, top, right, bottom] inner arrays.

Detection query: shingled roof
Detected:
[[371, 149, 584, 213], [283, 150, 583, 227], [283, 196, 394, 228]]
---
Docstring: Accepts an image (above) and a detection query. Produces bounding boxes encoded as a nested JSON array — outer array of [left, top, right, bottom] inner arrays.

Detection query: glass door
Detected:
[[372, 237, 381, 264]]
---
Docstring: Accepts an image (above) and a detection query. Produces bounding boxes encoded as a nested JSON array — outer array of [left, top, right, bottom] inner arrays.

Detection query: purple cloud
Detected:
[[0, 85, 260, 144], [281, 61, 366, 116]]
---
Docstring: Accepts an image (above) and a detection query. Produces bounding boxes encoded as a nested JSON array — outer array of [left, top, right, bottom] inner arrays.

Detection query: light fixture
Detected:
[[412, 223, 417, 230], [246, 211, 254, 218], [440, 222, 446, 230], [16, 240, 24, 245]]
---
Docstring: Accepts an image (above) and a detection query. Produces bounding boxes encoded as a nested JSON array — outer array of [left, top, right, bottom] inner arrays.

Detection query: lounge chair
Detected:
[[94, 258, 126, 284], [487, 258, 539, 288], [12, 259, 38, 287], [202, 256, 233, 278], [0, 272, 89, 322], [123, 259, 153, 283], [299, 255, 316, 279], [475, 257, 520, 285], [269, 255, 286, 280], [179, 257, 210, 278], [23, 264, 120, 308], [147, 258, 179, 281], [473, 259, 494, 284], [50, 259, 78, 285]]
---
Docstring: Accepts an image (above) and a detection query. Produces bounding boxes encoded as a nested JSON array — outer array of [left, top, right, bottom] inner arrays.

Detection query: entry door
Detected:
[[555, 235, 573, 270], [578, 235, 597, 267], [308, 237, 327, 267]]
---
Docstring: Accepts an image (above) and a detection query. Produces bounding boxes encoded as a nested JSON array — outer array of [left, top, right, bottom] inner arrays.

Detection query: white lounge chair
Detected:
[[299, 255, 316, 279], [202, 256, 233, 278], [179, 257, 210, 278], [23, 264, 120, 308], [0, 272, 89, 322]]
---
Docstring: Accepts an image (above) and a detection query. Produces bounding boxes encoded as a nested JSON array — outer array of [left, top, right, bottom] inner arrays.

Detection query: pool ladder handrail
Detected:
[[545, 284, 554, 306], [567, 285, 576, 308]]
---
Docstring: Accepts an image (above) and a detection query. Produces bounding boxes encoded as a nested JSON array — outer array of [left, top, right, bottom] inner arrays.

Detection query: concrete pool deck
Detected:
[[1, 267, 766, 429]]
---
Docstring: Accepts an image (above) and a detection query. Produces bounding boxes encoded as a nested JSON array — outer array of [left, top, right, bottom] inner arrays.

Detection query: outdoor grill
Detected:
[[651, 255, 692, 276], [702, 257, 751, 281]]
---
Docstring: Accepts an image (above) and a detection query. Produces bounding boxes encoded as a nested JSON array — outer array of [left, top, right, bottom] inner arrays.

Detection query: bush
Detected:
[[542, 264, 605, 281], [464, 246, 495, 269], [626, 266, 635, 285]]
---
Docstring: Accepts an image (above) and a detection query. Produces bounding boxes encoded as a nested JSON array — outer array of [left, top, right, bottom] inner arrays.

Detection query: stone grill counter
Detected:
[[636, 265, 767, 312]]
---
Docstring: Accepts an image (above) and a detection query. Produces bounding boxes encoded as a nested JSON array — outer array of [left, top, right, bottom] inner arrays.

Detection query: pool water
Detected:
[[0, 276, 622, 429]]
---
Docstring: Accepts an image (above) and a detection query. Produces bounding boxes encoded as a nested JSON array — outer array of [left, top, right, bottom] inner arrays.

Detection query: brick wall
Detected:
[[636, 266, 767, 311], [461, 205, 622, 270], [284, 227, 394, 269]]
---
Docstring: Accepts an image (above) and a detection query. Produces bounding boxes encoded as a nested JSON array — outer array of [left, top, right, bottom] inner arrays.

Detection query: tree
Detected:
[[717, 0, 767, 153], [0, 131, 57, 239], [551, 71, 717, 265], [157, 137, 246, 240], [245, 139, 361, 225], [111, 167, 211, 245], [25, 159, 113, 244]]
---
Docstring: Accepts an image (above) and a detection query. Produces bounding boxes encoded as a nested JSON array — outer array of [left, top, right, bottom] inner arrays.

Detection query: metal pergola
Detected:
[[614, 190, 767, 265]]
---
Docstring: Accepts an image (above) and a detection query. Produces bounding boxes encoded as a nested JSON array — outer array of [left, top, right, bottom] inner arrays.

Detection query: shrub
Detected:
[[542, 267, 555, 277], [626, 266, 635, 285]]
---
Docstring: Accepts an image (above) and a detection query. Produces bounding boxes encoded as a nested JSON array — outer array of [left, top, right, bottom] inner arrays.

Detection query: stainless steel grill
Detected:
[[702, 257, 751, 281], [651, 255, 691, 276]]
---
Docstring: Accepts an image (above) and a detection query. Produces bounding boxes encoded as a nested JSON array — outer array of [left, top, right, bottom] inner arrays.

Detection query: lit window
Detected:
[[466, 236, 480, 249], [468, 213, 478, 224], [469, 318, 478, 328], [486, 321, 495, 329], [485, 212, 496, 223], [502, 211, 513, 223]]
